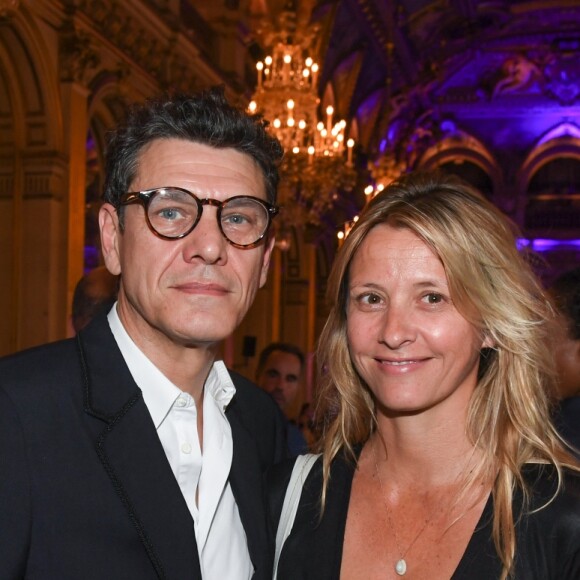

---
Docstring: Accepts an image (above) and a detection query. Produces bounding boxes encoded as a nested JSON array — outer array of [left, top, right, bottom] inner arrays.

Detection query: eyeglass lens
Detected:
[[147, 188, 270, 246]]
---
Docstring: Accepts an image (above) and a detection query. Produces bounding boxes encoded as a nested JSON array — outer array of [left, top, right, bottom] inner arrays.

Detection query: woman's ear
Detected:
[[481, 331, 495, 350]]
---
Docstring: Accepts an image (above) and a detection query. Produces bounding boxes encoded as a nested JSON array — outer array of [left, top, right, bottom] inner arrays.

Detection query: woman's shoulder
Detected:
[[516, 463, 580, 576]]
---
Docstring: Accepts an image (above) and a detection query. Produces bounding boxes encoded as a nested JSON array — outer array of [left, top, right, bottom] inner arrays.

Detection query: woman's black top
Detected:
[[268, 454, 580, 579]]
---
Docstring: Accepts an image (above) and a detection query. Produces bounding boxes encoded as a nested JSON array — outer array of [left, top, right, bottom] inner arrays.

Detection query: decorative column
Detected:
[[59, 25, 98, 331]]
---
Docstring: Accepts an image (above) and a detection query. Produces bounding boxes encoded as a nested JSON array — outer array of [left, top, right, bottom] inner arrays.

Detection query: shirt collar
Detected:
[[107, 304, 236, 428]]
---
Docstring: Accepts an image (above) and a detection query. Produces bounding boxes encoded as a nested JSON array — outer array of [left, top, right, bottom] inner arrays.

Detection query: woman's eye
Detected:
[[422, 292, 443, 305], [359, 292, 382, 305]]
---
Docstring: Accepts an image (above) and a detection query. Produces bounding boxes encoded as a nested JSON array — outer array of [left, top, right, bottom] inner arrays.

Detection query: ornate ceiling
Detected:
[[245, 0, 580, 236]]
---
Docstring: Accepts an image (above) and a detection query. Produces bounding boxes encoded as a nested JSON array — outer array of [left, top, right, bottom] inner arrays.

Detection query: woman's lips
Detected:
[[374, 357, 430, 372]]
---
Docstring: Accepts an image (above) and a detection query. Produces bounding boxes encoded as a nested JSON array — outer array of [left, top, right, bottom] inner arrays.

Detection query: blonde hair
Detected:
[[315, 171, 577, 578]]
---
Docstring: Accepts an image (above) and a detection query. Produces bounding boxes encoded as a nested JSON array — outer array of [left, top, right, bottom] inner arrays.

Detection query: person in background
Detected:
[[256, 342, 309, 456], [0, 87, 286, 580], [71, 265, 119, 333], [550, 267, 580, 454], [269, 172, 580, 579]]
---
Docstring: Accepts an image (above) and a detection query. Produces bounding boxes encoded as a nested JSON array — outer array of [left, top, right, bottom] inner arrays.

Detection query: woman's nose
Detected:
[[379, 302, 415, 349]]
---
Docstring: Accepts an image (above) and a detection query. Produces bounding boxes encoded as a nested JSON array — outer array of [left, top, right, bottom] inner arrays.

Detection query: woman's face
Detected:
[[346, 224, 488, 417]]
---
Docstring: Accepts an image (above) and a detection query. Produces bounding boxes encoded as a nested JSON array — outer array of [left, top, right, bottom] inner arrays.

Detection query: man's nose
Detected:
[[181, 208, 228, 264]]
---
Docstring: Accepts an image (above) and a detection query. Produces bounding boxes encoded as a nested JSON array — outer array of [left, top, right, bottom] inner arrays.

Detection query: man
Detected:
[[71, 265, 119, 332], [0, 87, 286, 579], [256, 342, 309, 456], [550, 267, 580, 454]]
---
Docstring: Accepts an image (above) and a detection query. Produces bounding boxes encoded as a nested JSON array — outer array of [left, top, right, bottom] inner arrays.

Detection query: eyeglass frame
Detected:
[[118, 186, 279, 249]]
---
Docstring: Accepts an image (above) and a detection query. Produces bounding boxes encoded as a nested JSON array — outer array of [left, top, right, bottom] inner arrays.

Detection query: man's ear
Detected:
[[99, 203, 122, 276], [259, 234, 276, 289]]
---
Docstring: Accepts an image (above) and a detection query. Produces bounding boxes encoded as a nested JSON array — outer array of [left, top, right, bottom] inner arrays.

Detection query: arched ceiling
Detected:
[[189, 0, 580, 234], [310, 0, 580, 157]]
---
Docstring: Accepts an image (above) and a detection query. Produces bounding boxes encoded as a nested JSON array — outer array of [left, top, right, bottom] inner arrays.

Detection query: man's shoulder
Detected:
[[0, 337, 78, 381], [0, 337, 83, 419]]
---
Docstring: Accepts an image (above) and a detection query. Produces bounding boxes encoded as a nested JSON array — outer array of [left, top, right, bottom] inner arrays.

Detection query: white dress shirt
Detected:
[[108, 306, 253, 579]]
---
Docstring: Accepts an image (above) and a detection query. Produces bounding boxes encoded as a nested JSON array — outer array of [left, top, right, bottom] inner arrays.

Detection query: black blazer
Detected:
[[0, 313, 286, 579]]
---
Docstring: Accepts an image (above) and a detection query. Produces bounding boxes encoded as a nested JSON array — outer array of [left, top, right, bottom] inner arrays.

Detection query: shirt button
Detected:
[[181, 442, 192, 454], [176, 398, 187, 407]]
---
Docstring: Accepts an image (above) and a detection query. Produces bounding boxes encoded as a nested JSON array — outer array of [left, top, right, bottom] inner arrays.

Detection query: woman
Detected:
[[269, 172, 580, 579]]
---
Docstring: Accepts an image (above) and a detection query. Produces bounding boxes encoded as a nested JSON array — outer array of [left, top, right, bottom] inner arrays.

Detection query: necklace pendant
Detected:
[[395, 559, 407, 576]]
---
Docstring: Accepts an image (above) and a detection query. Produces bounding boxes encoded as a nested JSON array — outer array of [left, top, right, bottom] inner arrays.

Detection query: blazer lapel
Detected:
[[227, 402, 272, 579], [78, 315, 202, 580]]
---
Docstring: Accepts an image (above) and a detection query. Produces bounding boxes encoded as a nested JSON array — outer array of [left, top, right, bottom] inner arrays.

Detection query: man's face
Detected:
[[99, 139, 274, 350], [257, 350, 302, 413]]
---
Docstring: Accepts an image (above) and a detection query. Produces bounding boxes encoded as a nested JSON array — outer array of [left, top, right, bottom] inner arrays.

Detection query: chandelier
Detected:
[[336, 158, 405, 244], [249, 6, 356, 234]]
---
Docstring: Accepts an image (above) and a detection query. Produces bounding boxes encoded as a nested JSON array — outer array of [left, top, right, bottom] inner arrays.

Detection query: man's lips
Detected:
[[172, 281, 230, 295]]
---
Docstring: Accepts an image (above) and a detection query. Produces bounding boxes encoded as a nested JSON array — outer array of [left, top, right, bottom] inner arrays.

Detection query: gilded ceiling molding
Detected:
[[59, 26, 100, 84], [354, 0, 391, 53], [0, 0, 19, 20], [76, 0, 196, 92]]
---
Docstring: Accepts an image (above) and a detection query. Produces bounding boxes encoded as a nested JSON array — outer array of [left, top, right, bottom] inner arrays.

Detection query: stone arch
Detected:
[[519, 132, 580, 192], [519, 132, 580, 234], [418, 132, 505, 206], [0, 7, 66, 353]]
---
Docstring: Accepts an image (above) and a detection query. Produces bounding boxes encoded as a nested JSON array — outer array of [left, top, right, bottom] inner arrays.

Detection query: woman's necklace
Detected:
[[372, 438, 449, 577]]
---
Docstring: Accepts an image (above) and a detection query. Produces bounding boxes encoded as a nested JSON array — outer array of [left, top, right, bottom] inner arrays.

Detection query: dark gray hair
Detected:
[[103, 86, 283, 210]]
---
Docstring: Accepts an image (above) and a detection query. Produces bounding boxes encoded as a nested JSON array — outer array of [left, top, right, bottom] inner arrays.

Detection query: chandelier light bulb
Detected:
[[365, 185, 374, 196], [248, 18, 355, 229]]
